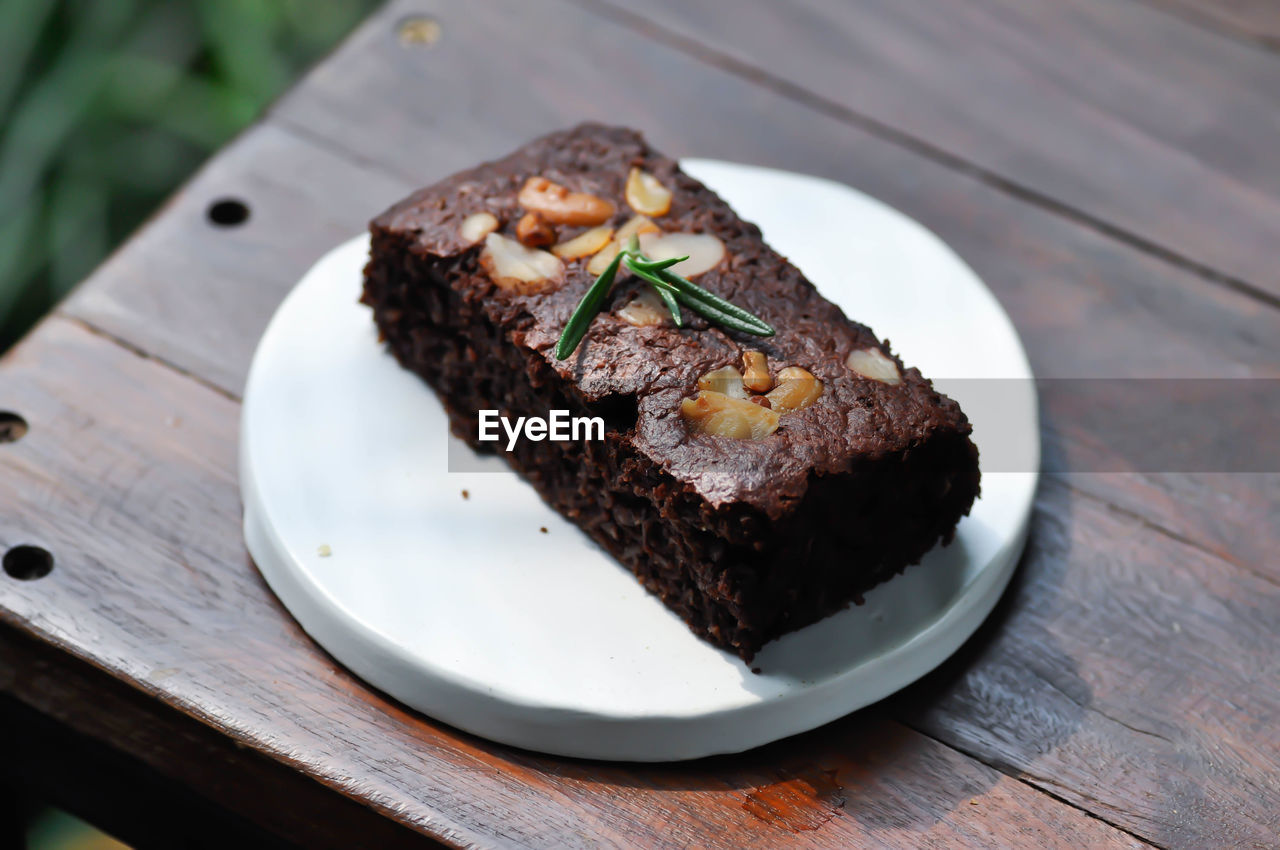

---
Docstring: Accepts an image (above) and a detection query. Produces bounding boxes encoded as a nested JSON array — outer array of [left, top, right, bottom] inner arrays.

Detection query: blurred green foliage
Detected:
[[0, 0, 378, 351]]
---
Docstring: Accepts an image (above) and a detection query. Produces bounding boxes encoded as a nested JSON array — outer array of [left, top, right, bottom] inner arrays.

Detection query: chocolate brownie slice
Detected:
[[362, 123, 980, 660]]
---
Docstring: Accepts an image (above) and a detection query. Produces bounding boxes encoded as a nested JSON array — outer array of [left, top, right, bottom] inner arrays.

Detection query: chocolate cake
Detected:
[[362, 124, 980, 660]]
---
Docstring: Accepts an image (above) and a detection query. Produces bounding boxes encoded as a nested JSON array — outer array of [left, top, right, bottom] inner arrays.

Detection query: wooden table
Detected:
[[2, 1, 1277, 847]]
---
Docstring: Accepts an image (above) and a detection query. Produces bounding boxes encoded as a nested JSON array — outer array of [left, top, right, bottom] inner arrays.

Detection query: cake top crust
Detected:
[[372, 123, 974, 515]]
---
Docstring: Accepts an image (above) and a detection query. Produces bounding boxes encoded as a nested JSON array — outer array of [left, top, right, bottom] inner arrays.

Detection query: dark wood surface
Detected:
[[2, 0, 1277, 847], [1150, 0, 1280, 44], [577, 0, 1280, 305]]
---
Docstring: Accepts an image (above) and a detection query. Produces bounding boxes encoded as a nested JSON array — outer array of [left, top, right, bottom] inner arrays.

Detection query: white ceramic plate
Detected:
[[241, 159, 1039, 761]]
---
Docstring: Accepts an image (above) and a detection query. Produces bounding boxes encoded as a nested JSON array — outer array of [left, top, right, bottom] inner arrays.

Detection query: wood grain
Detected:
[[0, 318, 1147, 849], [62, 124, 409, 395], [579, 0, 1280, 302], [900, 476, 1280, 847], [1146, 0, 1280, 43]]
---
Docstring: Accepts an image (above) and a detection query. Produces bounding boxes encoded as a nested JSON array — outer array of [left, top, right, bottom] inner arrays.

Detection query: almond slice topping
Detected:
[[697, 365, 749, 399], [479, 233, 564, 294], [846, 347, 901, 384], [617, 287, 668, 327], [518, 176, 614, 226], [459, 212, 499, 244], [616, 213, 660, 244], [586, 243, 622, 277], [625, 167, 673, 217], [617, 214, 660, 244], [641, 232, 725, 278], [552, 225, 614, 260]]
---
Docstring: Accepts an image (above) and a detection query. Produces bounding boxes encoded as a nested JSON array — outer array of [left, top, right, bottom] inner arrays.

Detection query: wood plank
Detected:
[[0, 317, 1145, 849], [1146, 0, 1280, 44], [897, 477, 1280, 847], [61, 124, 410, 396], [1058, 471, 1280, 579], [577, 0, 1280, 301]]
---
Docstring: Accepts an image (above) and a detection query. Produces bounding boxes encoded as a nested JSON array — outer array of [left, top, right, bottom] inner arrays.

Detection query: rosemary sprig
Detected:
[[555, 239, 774, 359], [642, 270, 774, 336]]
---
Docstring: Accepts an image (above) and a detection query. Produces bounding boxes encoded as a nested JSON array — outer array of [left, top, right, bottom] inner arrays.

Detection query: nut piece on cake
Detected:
[[516, 212, 556, 248], [638, 232, 725, 279], [459, 211, 499, 244], [741, 350, 772, 393], [697, 365, 748, 399], [625, 167, 673, 217], [519, 176, 614, 226], [552, 225, 614, 260], [689, 357, 823, 429], [767, 366, 823, 411], [478, 232, 563, 293], [617, 288, 668, 327], [846, 347, 901, 385], [680, 390, 780, 440]]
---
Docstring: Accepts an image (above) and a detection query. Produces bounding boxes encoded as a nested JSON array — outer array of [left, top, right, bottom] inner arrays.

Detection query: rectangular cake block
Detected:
[[362, 124, 980, 660]]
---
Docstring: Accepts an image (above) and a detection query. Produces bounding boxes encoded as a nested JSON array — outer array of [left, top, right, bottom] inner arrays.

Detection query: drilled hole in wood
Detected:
[[397, 15, 441, 46], [207, 198, 249, 227], [0, 412, 27, 443], [3, 545, 53, 581]]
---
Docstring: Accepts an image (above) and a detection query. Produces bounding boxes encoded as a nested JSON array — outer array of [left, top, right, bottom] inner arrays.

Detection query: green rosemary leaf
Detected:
[[673, 289, 771, 335], [626, 254, 686, 273], [629, 254, 773, 336], [639, 272, 757, 335], [654, 268, 774, 336], [652, 282, 683, 327], [555, 249, 624, 359]]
